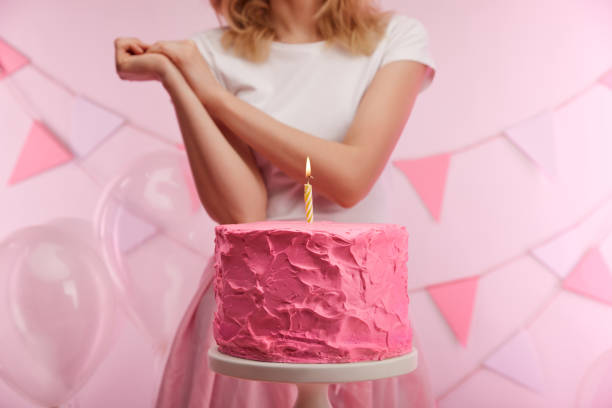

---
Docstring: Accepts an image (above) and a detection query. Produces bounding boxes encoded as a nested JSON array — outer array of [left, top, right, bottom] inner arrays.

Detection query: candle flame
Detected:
[[305, 156, 311, 179]]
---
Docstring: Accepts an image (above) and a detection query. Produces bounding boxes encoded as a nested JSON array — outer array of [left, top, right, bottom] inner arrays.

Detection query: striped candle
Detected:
[[304, 156, 314, 223]]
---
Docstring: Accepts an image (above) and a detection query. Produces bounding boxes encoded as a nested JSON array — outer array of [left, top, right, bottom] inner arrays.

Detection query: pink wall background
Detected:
[[1, 0, 612, 407]]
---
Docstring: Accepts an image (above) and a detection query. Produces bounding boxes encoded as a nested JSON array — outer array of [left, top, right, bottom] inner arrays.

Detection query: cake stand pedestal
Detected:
[[208, 345, 418, 408]]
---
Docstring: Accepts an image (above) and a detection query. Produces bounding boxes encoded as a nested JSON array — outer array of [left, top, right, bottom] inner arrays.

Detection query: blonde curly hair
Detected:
[[208, 0, 394, 63]]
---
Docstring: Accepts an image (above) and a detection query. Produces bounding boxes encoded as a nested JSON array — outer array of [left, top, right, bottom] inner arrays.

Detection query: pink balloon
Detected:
[[93, 150, 210, 356], [0, 223, 116, 407]]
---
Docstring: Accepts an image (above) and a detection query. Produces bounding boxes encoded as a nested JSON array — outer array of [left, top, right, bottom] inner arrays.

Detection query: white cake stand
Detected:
[[208, 345, 418, 408]]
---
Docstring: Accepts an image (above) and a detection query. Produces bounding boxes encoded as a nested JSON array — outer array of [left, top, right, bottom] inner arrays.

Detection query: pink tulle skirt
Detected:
[[155, 257, 436, 408]]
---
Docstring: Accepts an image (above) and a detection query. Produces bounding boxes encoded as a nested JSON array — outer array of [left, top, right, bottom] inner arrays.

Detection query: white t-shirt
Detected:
[[190, 13, 436, 223]]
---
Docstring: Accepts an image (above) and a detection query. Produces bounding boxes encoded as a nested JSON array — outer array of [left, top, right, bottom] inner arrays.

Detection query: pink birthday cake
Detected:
[[212, 220, 412, 363]]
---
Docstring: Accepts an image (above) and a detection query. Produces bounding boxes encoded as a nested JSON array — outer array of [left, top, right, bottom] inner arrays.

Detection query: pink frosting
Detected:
[[213, 220, 412, 363]]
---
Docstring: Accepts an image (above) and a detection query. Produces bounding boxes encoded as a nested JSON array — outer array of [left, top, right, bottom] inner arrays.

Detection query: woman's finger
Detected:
[[128, 43, 144, 54], [146, 42, 164, 54], [134, 38, 150, 51]]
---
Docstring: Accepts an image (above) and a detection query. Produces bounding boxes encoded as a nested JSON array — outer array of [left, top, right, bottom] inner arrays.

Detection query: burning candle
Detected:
[[304, 156, 314, 223]]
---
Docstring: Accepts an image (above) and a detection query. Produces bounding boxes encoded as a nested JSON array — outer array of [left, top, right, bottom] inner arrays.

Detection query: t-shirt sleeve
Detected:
[[189, 30, 229, 90], [380, 15, 437, 92]]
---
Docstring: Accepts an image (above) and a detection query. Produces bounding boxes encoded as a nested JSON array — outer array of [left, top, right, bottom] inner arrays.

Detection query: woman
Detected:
[[114, 0, 437, 406]]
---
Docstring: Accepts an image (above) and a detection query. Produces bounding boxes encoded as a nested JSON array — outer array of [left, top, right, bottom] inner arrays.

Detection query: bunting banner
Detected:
[[563, 247, 612, 305], [393, 153, 451, 222], [0, 38, 29, 80], [427, 276, 479, 347], [531, 226, 592, 280], [530, 198, 612, 278], [7, 120, 73, 185], [504, 109, 557, 179], [483, 329, 544, 392], [67, 95, 125, 157]]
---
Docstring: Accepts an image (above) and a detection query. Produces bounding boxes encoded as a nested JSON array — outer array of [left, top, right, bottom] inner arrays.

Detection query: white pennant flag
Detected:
[[484, 330, 544, 392], [505, 109, 557, 179], [67, 95, 124, 157]]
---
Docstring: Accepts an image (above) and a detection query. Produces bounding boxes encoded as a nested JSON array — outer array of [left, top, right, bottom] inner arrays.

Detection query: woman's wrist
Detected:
[[205, 86, 231, 116], [160, 62, 184, 90]]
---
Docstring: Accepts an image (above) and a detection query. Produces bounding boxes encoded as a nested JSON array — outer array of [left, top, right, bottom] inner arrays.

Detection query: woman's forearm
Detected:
[[206, 90, 364, 208], [161, 68, 267, 224]]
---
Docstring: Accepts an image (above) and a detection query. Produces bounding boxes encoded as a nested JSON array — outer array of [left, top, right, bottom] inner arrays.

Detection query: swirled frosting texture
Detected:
[[213, 220, 411, 363]]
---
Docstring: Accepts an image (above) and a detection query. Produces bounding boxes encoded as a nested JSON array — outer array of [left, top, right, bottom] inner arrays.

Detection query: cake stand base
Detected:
[[208, 345, 418, 408]]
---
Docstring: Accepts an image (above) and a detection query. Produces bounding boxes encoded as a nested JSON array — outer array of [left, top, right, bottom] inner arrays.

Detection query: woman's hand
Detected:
[[145, 39, 226, 106], [145, 39, 194, 67], [114, 37, 171, 82]]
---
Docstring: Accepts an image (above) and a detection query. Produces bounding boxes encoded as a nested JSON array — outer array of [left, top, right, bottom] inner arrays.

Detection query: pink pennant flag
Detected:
[[563, 247, 612, 305], [484, 330, 544, 392], [67, 95, 124, 157], [504, 110, 557, 179], [600, 68, 612, 90], [427, 276, 478, 347], [181, 161, 201, 213], [7, 120, 73, 185], [116, 206, 158, 253], [0, 38, 29, 80], [393, 154, 451, 222]]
